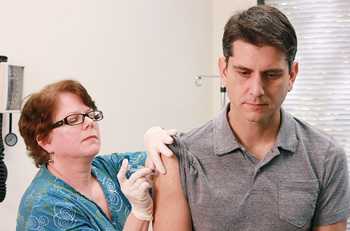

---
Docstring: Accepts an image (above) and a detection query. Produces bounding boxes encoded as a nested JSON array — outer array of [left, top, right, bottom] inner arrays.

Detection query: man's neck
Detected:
[[227, 108, 281, 160]]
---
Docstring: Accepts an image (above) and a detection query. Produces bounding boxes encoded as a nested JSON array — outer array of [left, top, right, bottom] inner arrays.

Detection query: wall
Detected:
[[211, 0, 257, 113], [0, 0, 256, 230], [0, 1, 213, 229]]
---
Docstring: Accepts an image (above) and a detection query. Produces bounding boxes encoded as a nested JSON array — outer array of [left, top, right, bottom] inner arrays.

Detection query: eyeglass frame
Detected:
[[50, 110, 104, 129]]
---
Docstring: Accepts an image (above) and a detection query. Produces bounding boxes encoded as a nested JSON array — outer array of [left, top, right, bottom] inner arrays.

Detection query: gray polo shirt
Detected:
[[170, 105, 350, 231]]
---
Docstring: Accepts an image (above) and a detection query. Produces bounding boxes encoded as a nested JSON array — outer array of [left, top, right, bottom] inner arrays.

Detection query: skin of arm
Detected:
[[123, 213, 150, 231], [313, 221, 347, 231], [152, 155, 192, 231]]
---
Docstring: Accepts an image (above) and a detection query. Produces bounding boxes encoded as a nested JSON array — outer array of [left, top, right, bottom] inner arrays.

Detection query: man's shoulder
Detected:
[[293, 116, 338, 145], [169, 119, 217, 162], [181, 119, 215, 144], [292, 115, 344, 159], [177, 118, 215, 147]]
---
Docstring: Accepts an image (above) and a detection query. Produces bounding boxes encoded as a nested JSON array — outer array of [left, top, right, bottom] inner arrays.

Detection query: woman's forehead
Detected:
[[53, 92, 89, 118]]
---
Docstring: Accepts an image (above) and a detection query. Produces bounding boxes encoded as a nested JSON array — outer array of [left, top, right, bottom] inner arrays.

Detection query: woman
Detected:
[[16, 80, 171, 231]]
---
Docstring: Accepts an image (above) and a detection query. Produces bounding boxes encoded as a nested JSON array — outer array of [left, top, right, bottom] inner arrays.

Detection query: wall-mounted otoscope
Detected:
[[195, 75, 227, 108]]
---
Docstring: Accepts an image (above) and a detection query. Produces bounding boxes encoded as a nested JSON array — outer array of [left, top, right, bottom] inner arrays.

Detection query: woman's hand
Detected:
[[144, 126, 177, 174], [117, 159, 154, 221]]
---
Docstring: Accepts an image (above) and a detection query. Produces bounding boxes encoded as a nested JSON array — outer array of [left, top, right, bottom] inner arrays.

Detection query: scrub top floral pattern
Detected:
[[16, 152, 147, 231]]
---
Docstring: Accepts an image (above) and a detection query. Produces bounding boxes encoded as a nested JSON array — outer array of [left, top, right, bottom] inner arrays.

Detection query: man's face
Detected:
[[219, 39, 298, 125]]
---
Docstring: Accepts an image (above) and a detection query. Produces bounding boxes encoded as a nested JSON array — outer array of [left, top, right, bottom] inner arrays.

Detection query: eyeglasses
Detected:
[[51, 110, 103, 129]]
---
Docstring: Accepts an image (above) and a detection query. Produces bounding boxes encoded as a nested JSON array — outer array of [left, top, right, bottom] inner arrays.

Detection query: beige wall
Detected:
[[211, 0, 257, 113], [0, 0, 256, 230]]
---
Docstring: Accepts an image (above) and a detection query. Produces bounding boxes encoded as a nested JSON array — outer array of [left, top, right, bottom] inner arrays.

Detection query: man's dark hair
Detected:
[[222, 5, 297, 70]]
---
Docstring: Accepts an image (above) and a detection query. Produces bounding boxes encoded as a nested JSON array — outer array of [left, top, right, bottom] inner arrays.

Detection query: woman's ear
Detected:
[[36, 135, 52, 154]]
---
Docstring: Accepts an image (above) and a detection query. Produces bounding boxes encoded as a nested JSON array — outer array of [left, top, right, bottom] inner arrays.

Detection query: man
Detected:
[[146, 5, 350, 231]]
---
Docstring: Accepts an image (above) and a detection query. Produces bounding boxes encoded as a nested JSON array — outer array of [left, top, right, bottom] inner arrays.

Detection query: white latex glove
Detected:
[[117, 159, 153, 221], [144, 126, 177, 174]]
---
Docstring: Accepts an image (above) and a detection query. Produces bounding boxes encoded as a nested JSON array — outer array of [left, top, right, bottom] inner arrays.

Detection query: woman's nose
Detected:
[[82, 115, 95, 129]]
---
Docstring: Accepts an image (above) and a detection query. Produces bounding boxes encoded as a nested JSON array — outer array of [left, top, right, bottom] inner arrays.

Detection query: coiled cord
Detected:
[[0, 114, 7, 202]]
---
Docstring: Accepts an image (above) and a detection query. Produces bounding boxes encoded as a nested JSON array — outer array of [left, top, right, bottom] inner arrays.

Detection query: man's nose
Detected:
[[248, 74, 265, 97]]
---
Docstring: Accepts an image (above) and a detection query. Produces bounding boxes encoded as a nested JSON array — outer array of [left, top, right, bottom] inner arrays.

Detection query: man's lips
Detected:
[[244, 102, 268, 106], [243, 102, 268, 110]]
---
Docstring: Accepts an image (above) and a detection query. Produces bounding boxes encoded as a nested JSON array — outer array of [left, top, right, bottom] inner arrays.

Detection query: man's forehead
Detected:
[[231, 40, 285, 55], [231, 61, 288, 72], [229, 41, 289, 70]]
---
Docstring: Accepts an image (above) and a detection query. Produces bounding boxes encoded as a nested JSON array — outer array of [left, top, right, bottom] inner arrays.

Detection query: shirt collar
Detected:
[[275, 108, 299, 153], [213, 104, 241, 155], [213, 104, 298, 156]]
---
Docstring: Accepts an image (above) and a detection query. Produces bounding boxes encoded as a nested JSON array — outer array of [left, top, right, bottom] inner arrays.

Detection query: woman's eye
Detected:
[[67, 115, 80, 123]]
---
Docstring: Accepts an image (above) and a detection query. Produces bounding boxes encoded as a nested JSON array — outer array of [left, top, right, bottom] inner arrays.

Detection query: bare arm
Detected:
[[123, 214, 150, 231], [313, 220, 347, 231], [153, 155, 192, 231]]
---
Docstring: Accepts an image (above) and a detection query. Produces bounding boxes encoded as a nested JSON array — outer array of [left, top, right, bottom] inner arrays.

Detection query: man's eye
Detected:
[[238, 71, 250, 77], [266, 73, 281, 79]]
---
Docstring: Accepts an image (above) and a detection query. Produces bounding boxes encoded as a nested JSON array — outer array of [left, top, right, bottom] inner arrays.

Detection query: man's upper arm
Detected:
[[153, 155, 192, 231], [313, 143, 350, 226], [313, 220, 347, 231]]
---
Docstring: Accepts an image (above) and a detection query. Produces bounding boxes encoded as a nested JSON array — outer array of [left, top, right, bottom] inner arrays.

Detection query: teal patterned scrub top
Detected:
[[16, 152, 147, 231]]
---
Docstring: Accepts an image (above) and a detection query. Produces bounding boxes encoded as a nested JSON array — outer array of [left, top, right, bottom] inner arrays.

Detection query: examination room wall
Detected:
[[210, 0, 257, 112], [0, 0, 256, 230]]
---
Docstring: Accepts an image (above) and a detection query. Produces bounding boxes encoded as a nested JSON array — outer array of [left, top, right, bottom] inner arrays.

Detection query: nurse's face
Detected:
[[40, 92, 101, 161]]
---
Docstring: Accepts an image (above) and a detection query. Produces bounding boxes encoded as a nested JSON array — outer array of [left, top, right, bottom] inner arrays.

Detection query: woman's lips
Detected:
[[82, 135, 98, 142]]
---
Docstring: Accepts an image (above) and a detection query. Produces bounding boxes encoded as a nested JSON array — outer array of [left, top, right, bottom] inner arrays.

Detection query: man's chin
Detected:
[[244, 112, 267, 124]]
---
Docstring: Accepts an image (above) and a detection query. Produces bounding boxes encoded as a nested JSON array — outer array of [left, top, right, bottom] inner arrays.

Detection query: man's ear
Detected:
[[218, 57, 228, 86], [36, 135, 52, 154], [288, 62, 299, 91]]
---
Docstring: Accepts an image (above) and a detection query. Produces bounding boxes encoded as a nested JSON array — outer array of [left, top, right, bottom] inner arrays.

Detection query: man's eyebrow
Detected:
[[232, 65, 285, 73], [232, 65, 252, 71], [262, 68, 284, 73]]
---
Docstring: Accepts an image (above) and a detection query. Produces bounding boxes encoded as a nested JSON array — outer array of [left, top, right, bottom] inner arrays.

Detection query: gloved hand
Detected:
[[117, 159, 154, 221], [144, 126, 177, 174]]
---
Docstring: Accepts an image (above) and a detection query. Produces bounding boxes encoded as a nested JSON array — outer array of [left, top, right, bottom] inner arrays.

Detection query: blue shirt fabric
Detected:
[[16, 152, 147, 231]]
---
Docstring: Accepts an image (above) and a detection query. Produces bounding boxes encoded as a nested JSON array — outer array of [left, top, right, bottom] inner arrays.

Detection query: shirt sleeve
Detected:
[[167, 134, 192, 201], [312, 142, 350, 226], [94, 152, 147, 178]]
